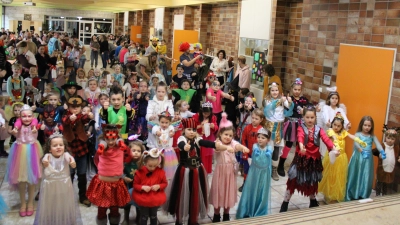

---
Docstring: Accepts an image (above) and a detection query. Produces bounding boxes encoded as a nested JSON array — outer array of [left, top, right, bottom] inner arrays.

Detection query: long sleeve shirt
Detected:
[[210, 58, 229, 77]]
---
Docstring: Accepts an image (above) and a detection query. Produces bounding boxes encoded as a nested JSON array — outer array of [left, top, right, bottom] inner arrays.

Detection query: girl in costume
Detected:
[[60, 81, 82, 105], [99, 77, 110, 95], [318, 112, 366, 202], [280, 105, 337, 212], [236, 128, 273, 219], [193, 101, 218, 174], [123, 74, 139, 99], [172, 107, 183, 160], [5, 104, 43, 217], [76, 68, 88, 97], [7, 63, 25, 102], [210, 113, 250, 222], [205, 71, 216, 90], [85, 77, 100, 106], [263, 82, 294, 181], [372, 126, 400, 196], [112, 65, 125, 86], [147, 109, 178, 180], [37, 104, 64, 145], [34, 133, 83, 225], [239, 108, 267, 192], [130, 80, 150, 143], [87, 124, 133, 225], [6, 102, 23, 147], [133, 148, 168, 225], [206, 80, 234, 125], [166, 118, 230, 225], [176, 100, 195, 118], [345, 116, 384, 201], [280, 78, 309, 177], [237, 94, 257, 141], [0, 97, 9, 157]]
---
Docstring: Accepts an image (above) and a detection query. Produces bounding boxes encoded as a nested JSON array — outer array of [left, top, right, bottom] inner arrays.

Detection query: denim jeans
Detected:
[[101, 51, 109, 69], [91, 51, 99, 68], [71, 154, 88, 175]]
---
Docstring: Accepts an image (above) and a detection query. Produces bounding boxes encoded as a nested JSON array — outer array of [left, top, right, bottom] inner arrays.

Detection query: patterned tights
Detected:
[[98, 206, 120, 220]]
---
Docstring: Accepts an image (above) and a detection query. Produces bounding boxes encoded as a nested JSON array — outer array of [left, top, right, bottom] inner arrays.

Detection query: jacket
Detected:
[[132, 166, 167, 207]]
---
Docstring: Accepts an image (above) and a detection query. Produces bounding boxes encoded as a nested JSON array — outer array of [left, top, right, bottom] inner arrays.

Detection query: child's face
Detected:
[[270, 86, 279, 98], [174, 111, 181, 120], [385, 136, 396, 146], [208, 76, 215, 82], [48, 95, 59, 106], [115, 67, 121, 74], [220, 129, 234, 144], [99, 96, 109, 106], [244, 97, 253, 108], [184, 128, 196, 139], [180, 101, 189, 111], [159, 117, 171, 130], [329, 95, 339, 106], [78, 72, 85, 79], [251, 114, 262, 127], [303, 111, 316, 127], [50, 137, 65, 158], [292, 84, 302, 97], [88, 70, 94, 77], [129, 76, 136, 85], [211, 81, 220, 91], [131, 145, 142, 160], [332, 120, 343, 133], [100, 79, 107, 88], [156, 86, 166, 99], [12, 67, 21, 76], [152, 78, 159, 86], [181, 82, 190, 91], [82, 107, 91, 114], [145, 158, 159, 172], [177, 67, 183, 75], [67, 86, 77, 95], [29, 67, 38, 76], [21, 110, 34, 125], [202, 111, 211, 119], [89, 80, 98, 91], [58, 69, 64, 75], [139, 82, 148, 93], [238, 91, 244, 98], [257, 134, 270, 147], [94, 71, 100, 77], [69, 105, 82, 115], [13, 106, 22, 117], [110, 93, 124, 109], [362, 120, 372, 134]]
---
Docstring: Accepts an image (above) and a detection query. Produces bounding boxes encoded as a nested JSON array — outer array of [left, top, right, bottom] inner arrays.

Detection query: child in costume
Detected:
[[193, 102, 218, 174], [24, 67, 41, 106], [166, 118, 230, 225], [33, 133, 83, 225], [6, 102, 24, 147], [100, 86, 134, 139], [87, 124, 132, 225], [95, 93, 109, 150], [5, 104, 43, 217], [193, 43, 204, 66], [60, 81, 82, 105], [147, 109, 178, 180], [7, 63, 25, 102], [133, 148, 168, 225], [239, 108, 267, 192], [99, 77, 110, 95], [237, 94, 257, 141], [206, 80, 234, 125], [37, 104, 63, 145], [210, 113, 250, 222], [372, 126, 400, 196], [205, 71, 216, 90], [346, 116, 384, 201], [112, 65, 125, 86], [176, 100, 195, 119], [55, 66, 68, 89], [168, 81, 178, 100], [172, 79, 198, 110], [123, 74, 138, 99], [122, 141, 144, 225], [262, 64, 282, 99], [280, 78, 309, 177], [62, 96, 94, 207], [83, 105, 97, 181], [318, 112, 366, 202], [236, 128, 273, 219], [172, 107, 183, 160], [130, 80, 150, 142], [32, 91, 64, 123], [263, 82, 294, 181], [149, 75, 159, 100], [76, 68, 87, 96], [280, 105, 337, 212], [85, 77, 101, 122]]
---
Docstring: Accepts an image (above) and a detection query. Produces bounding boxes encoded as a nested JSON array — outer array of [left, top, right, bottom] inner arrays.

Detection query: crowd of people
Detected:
[[0, 29, 398, 225]]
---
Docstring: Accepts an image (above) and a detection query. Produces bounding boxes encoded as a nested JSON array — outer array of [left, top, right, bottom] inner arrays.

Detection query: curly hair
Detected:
[[263, 64, 275, 77], [42, 136, 70, 159]]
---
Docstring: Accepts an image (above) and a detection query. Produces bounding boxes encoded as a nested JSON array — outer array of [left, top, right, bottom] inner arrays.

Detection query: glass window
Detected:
[[94, 23, 112, 34], [49, 20, 64, 32]]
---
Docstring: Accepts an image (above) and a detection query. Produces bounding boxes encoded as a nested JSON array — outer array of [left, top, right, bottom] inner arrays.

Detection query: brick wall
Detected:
[[164, 7, 184, 53], [114, 12, 124, 35]]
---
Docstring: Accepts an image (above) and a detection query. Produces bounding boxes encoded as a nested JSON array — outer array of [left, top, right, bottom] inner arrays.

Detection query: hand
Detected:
[[209, 123, 215, 129], [242, 146, 250, 154], [334, 149, 340, 157], [32, 126, 37, 133], [87, 131, 91, 137], [151, 184, 160, 191], [103, 101, 110, 110], [156, 130, 161, 137], [69, 157, 76, 168], [63, 103, 68, 110], [142, 185, 151, 192], [125, 103, 131, 111], [43, 154, 50, 168], [199, 83, 203, 89], [326, 119, 331, 128], [209, 96, 217, 102], [380, 150, 386, 160], [191, 81, 195, 88], [346, 122, 351, 130], [238, 102, 243, 109], [287, 93, 292, 104], [184, 141, 191, 151], [12, 127, 18, 135], [226, 146, 235, 153], [136, 93, 141, 99], [70, 114, 77, 122], [361, 150, 371, 159], [300, 146, 306, 154], [124, 177, 133, 183], [41, 124, 46, 130], [88, 112, 94, 119], [31, 105, 37, 111], [169, 129, 175, 137], [230, 95, 234, 101], [145, 95, 150, 101]]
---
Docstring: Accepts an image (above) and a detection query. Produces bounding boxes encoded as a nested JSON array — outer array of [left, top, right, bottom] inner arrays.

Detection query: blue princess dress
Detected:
[[0, 195, 8, 219], [236, 144, 272, 219], [345, 133, 383, 201]]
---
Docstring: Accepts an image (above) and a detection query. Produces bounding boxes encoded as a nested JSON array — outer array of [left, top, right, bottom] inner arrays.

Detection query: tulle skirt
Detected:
[[5, 141, 43, 189], [87, 175, 131, 207], [0, 195, 8, 219], [318, 151, 348, 202], [164, 148, 178, 180], [283, 119, 300, 142], [209, 163, 238, 209]]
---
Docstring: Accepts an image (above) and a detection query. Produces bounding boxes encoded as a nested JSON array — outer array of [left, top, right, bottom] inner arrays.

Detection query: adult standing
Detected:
[[47, 32, 60, 55], [145, 37, 159, 56], [36, 45, 57, 92], [136, 52, 160, 81], [262, 64, 282, 99], [179, 42, 201, 81], [236, 56, 251, 89], [90, 35, 100, 68], [210, 50, 230, 87], [99, 35, 109, 69]]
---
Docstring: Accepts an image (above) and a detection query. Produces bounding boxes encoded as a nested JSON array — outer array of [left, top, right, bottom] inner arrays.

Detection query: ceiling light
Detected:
[[61, 17, 64, 18], [77, 17, 82, 20], [103, 19, 105, 20]]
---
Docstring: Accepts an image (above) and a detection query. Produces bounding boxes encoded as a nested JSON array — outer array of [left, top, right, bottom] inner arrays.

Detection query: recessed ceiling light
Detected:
[[61, 17, 64, 18], [77, 17, 82, 20], [103, 19, 105, 20]]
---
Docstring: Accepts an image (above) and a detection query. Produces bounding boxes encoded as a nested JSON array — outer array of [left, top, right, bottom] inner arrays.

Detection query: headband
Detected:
[[201, 101, 213, 109], [269, 82, 280, 89], [293, 78, 302, 86], [143, 148, 164, 165]]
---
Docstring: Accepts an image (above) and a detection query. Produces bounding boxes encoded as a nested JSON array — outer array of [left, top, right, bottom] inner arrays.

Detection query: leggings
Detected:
[[139, 206, 158, 225], [376, 181, 389, 196], [98, 206, 119, 220], [91, 51, 99, 67], [272, 146, 280, 162]]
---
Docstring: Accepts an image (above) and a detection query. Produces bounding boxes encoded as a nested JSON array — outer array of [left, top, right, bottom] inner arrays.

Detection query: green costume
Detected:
[[124, 161, 138, 189], [108, 106, 127, 138], [172, 89, 197, 103]]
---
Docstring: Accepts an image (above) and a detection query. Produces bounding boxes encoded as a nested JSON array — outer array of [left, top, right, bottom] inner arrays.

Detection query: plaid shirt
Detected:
[[37, 122, 64, 143], [62, 112, 90, 157]]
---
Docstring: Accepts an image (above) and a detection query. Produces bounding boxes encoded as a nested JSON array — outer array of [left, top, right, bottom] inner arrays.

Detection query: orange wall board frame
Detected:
[[336, 44, 396, 185], [172, 30, 199, 75], [130, 26, 142, 43]]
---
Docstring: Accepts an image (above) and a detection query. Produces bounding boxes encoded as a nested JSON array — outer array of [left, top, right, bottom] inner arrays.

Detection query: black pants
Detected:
[[139, 206, 158, 225], [376, 181, 389, 196], [217, 76, 224, 87]]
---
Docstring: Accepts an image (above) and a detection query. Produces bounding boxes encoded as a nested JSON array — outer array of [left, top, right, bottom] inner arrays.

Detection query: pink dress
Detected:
[[209, 139, 240, 208], [206, 88, 223, 113]]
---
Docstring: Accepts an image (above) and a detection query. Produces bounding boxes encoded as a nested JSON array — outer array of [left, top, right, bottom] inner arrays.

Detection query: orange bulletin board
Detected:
[[130, 26, 142, 43], [336, 44, 396, 185], [172, 30, 199, 75]]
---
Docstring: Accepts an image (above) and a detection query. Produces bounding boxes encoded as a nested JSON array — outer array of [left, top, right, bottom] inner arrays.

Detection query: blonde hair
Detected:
[[238, 55, 246, 64], [252, 108, 267, 127], [77, 68, 86, 79]]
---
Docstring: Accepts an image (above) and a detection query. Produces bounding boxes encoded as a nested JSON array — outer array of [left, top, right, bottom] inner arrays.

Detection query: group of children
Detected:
[[0, 58, 399, 225]]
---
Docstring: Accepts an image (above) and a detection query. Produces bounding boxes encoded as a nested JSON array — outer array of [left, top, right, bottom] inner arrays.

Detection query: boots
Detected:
[[280, 201, 289, 213], [96, 216, 108, 225], [222, 214, 230, 221], [272, 166, 279, 181], [212, 214, 221, 223], [277, 157, 286, 177], [108, 213, 121, 225], [77, 174, 91, 207], [309, 199, 319, 208], [238, 180, 245, 192], [121, 205, 131, 225]]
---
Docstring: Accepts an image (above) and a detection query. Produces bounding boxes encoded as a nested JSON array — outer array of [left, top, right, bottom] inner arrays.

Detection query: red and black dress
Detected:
[[286, 123, 333, 196], [166, 136, 216, 225]]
